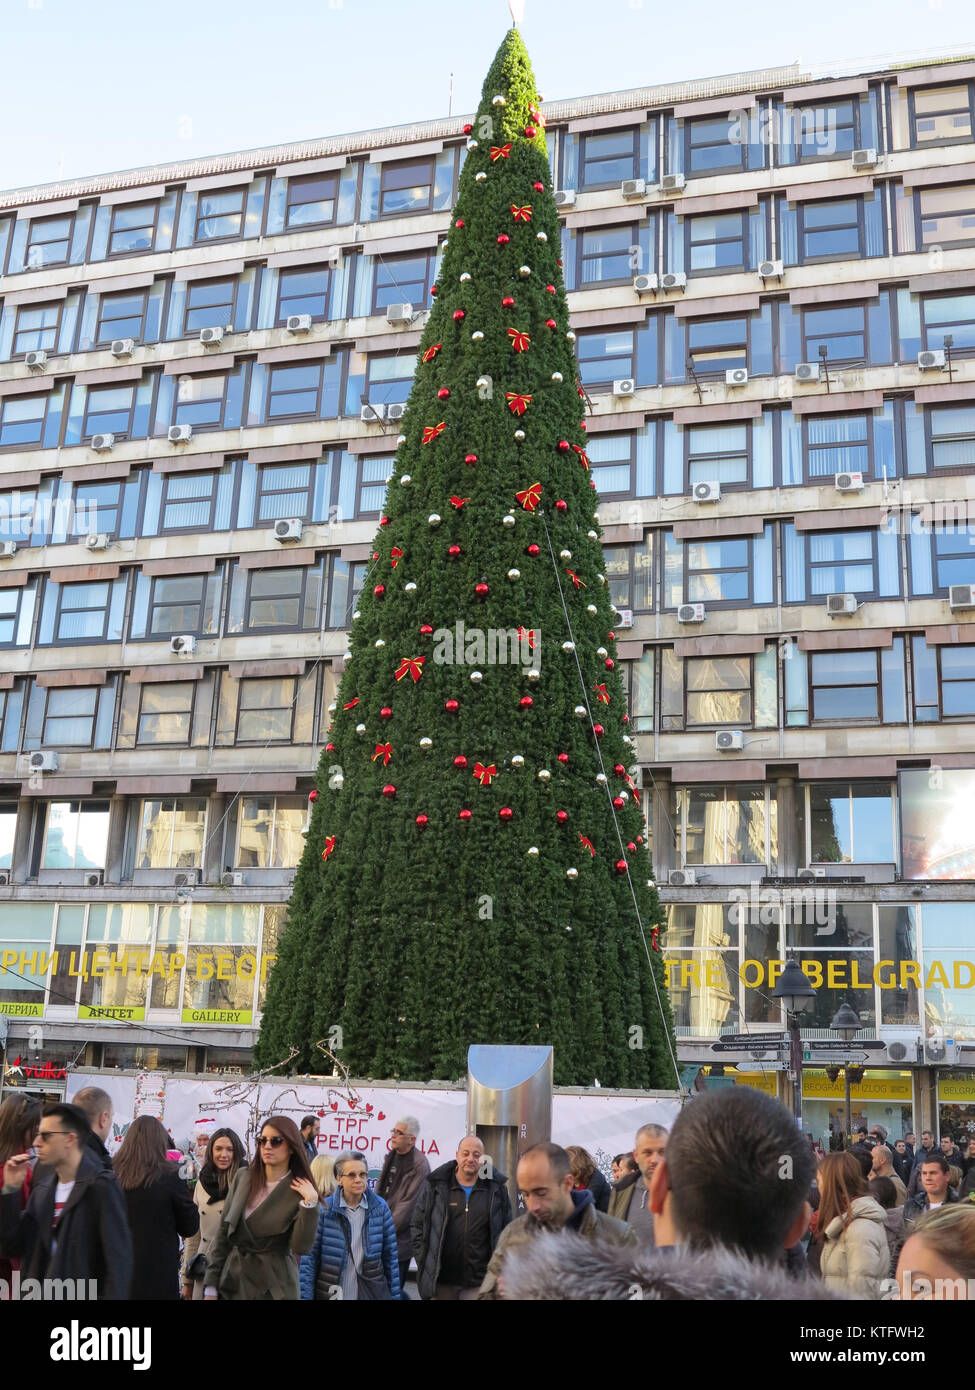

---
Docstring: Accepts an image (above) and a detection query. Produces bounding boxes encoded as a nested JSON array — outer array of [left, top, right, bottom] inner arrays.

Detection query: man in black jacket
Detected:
[[0, 1102, 132, 1299], [72, 1085, 114, 1172], [411, 1135, 511, 1299]]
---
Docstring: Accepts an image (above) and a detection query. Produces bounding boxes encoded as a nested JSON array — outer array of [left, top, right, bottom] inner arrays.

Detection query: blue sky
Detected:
[[1, 0, 973, 192]]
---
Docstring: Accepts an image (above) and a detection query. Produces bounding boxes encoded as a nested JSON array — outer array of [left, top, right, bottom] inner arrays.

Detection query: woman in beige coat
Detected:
[[182, 1128, 246, 1300], [817, 1151, 890, 1298]]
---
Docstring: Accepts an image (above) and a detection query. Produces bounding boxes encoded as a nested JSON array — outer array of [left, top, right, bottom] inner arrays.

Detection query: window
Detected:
[[41, 687, 99, 745], [810, 650, 881, 720], [686, 422, 749, 488], [137, 682, 194, 745], [0, 394, 49, 448], [355, 455, 389, 516], [173, 374, 227, 431], [588, 434, 637, 496], [686, 317, 748, 376], [918, 184, 975, 251], [0, 584, 35, 646], [803, 414, 870, 480], [42, 800, 110, 869], [83, 383, 138, 439], [0, 489, 39, 546], [0, 804, 16, 870], [578, 225, 638, 285], [800, 782, 895, 862], [70, 481, 122, 540], [930, 528, 975, 594], [13, 303, 61, 355], [913, 637, 975, 720], [576, 327, 635, 389], [686, 211, 746, 274], [137, 798, 205, 868], [602, 533, 653, 611], [808, 528, 892, 597], [50, 581, 114, 642], [26, 214, 73, 269], [685, 116, 744, 176], [661, 644, 778, 731], [108, 202, 157, 256], [184, 278, 236, 334], [365, 353, 415, 407], [266, 362, 333, 421], [799, 198, 861, 261], [686, 538, 749, 603], [286, 173, 337, 229], [326, 556, 366, 628], [195, 188, 246, 242], [676, 784, 777, 866], [236, 677, 296, 742], [796, 100, 857, 160], [159, 472, 218, 532], [373, 251, 436, 313], [921, 293, 975, 355], [802, 304, 866, 363], [580, 129, 639, 187], [379, 158, 434, 217], [911, 83, 975, 146], [133, 572, 221, 639], [255, 463, 314, 524], [928, 405, 975, 470], [95, 290, 147, 345], [228, 564, 323, 634], [275, 266, 330, 325], [236, 796, 306, 868]]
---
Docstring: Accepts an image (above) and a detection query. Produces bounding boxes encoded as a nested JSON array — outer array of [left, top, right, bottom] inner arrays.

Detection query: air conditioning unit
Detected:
[[110, 339, 134, 358], [677, 602, 706, 623], [633, 273, 658, 294], [170, 634, 197, 655], [725, 368, 749, 387], [924, 1039, 960, 1066], [758, 259, 784, 281], [273, 518, 303, 543], [385, 303, 413, 325], [286, 314, 312, 333], [918, 349, 946, 370], [0, 542, 17, 559], [84, 871, 104, 887], [659, 272, 687, 292], [692, 480, 720, 503], [795, 362, 822, 382], [882, 1033, 921, 1064], [615, 608, 634, 628], [949, 584, 975, 611], [199, 326, 225, 346], [612, 378, 636, 397], [660, 173, 686, 194], [0, 871, 9, 886], [361, 403, 386, 423], [29, 751, 59, 772], [84, 533, 109, 551], [798, 866, 827, 879], [715, 730, 743, 751], [90, 433, 115, 453], [553, 189, 576, 208], [851, 148, 879, 169], [835, 471, 864, 492], [826, 593, 858, 616], [25, 350, 47, 370], [168, 424, 193, 443], [174, 870, 200, 889], [621, 178, 646, 199], [386, 402, 407, 421], [222, 872, 244, 888], [668, 868, 696, 886]]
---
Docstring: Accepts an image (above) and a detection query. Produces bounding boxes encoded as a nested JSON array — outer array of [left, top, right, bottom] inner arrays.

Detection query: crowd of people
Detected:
[[2, 1085, 974, 1300]]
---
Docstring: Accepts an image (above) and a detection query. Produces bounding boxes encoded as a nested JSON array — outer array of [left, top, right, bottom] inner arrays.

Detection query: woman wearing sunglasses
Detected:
[[204, 1115, 319, 1300]]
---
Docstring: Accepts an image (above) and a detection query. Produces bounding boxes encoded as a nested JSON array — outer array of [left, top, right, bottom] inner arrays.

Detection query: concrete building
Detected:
[[2, 47, 975, 1144]]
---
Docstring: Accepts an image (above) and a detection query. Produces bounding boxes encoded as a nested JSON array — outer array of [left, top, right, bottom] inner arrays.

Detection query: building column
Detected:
[[204, 794, 227, 885], [776, 775, 798, 876], [104, 794, 128, 884], [649, 773, 673, 879], [11, 794, 35, 882]]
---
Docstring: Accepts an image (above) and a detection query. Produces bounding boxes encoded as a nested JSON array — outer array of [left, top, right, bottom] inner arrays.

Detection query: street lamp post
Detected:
[[771, 958, 816, 1128], [830, 1001, 864, 1147]]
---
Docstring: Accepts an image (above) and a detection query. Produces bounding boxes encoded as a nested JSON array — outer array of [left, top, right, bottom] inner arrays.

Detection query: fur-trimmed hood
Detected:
[[499, 1231, 844, 1300]]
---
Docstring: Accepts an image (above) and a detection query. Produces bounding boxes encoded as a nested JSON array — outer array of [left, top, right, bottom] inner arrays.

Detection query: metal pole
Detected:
[[788, 1012, 803, 1127], [844, 1067, 852, 1147]]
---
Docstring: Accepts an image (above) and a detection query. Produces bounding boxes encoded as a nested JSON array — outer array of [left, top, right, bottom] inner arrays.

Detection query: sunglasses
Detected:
[[259, 1135, 286, 1148], [36, 1131, 70, 1141]]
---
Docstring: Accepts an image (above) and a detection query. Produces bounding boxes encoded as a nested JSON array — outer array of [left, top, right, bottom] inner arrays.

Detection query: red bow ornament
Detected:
[[565, 568, 587, 589], [517, 626, 535, 650], [508, 328, 531, 353], [322, 836, 336, 862], [515, 482, 542, 512], [473, 762, 497, 786], [572, 444, 590, 471], [510, 204, 533, 222], [390, 547, 403, 568], [578, 834, 595, 858], [394, 656, 425, 683], [594, 683, 610, 705], [505, 391, 532, 416], [343, 698, 360, 710], [651, 927, 660, 953], [421, 422, 446, 445], [372, 742, 393, 767], [421, 343, 443, 363], [490, 143, 512, 161], [449, 495, 469, 510]]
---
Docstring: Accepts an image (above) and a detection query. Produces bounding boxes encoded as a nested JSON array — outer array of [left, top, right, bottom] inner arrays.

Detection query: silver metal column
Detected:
[[466, 1045, 553, 1213]]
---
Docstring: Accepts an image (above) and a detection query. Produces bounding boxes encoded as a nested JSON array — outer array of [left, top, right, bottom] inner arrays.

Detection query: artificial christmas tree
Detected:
[[255, 28, 676, 1087]]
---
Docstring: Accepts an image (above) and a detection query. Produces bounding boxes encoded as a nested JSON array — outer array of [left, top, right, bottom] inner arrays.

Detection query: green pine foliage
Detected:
[[255, 29, 676, 1087]]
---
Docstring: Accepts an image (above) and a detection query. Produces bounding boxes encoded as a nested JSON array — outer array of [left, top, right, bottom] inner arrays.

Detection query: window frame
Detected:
[[675, 782, 777, 868], [577, 223, 644, 289], [684, 419, 752, 492], [0, 581, 36, 647], [12, 301, 63, 357], [285, 173, 338, 230], [915, 182, 975, 254], [684, 208, 748, 277], [809, 648, 882, 724], [920, 291, 975, 358], [234, 675, 298, 744], [793, 99, 859, 164], [40, 798, 111, 870], [575, 325, 636, 391], [158, 470, 219, 535], [685, 314, 750, 378], [586, 433, 639, 500], [325, 556, 366, 629], [378, 157, 435, 219], [806, 526, 885, 602], [40, 684, 100, 748], [182, 277, 238, 337], [139, 571, 213, 640], [672, 533, 757, 609], [274, 264, 331, 327], [371, 250, 437, 315], [800, 780, 897, 863], [171, 373, 230, 433], [800, 302, 869, 366], [47, 577, 116, 645], [135, 681, 197, 747], [95, 288, 149, 346], [797, 196, 865, 265], [107, 200, 160, 258], [801, 412, 874, 483], [264, 360, 328, 423], [0, 393, 52, 450], [924, 404, 975, 476], [194, 186, 247, 245], [81, 381, 138, 441], [254, 461, 315, 527], [135, 796, 207, 870], [26, 212, 75, 270], [579, 127, 640, 190], [240, 564, 319, 636], [683, 114, 746, 178], [908, 81, 975, 150], [933, 642, 975, 720]]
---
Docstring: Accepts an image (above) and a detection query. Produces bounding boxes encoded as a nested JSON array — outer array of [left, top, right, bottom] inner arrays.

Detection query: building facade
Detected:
[[2, 50, 975, 1143]]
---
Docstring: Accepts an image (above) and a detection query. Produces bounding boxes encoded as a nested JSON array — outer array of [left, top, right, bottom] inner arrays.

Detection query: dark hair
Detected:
[[519, 1142, 572, 1183], [921, 1153, 951, 1175], [664, 1089, 815, 1260], [0, 1094, 43, 1165], [113, 1115, 174, 1190], [247, 1114, 314, 1204], [300, 1115, 317, 1133], [941, 1133, 954, 1145], [817, 1152, 869, 1236], [853, 1149, 873, 1180], [42, 1102, 91, 1145], [870, 1175, 897, 1210], [199, 1127, 246, 1198]]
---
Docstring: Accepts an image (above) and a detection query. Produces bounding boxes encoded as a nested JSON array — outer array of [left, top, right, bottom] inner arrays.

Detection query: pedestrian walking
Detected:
[[114, 1115, 200, 1300], [181, 1128, 246, 1300], [300, 1151, 400, 1301], [816, 1151, 889, 1298]]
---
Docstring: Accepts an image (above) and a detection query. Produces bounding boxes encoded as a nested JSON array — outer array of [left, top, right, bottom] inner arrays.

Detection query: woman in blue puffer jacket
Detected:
[[299, 1150, 401, 1301]]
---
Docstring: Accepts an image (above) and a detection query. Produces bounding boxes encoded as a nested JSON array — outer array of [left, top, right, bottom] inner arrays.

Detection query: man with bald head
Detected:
[[609, 1122, 669, 1246], [411, 1134, 511, 1299]]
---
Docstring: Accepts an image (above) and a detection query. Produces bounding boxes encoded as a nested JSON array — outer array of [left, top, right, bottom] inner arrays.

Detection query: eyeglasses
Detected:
[[35, 1131, 70, 1142], [258, 1135, 285, 1148]]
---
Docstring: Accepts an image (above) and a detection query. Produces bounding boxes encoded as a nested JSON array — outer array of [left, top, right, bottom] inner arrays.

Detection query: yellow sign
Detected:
[[725, 1071, 777, 1096], [0, 1001, 43, 1016], [77, 1005, 146, 1022], [802, 1070, 913, 1101], [664, 957, 975, 991], [180, 1009, 253, 1025], [938, 1080, 975, 1103], [0, 950, 274, 982]]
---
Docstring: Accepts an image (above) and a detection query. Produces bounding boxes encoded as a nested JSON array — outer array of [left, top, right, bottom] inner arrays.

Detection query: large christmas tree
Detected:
[[255, 28, 675, 1087]]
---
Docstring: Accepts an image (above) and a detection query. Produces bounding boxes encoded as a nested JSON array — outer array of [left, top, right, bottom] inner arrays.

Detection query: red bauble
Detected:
[[372, 551, 379, 560], [502, 295, 515, 307], [382, 784, 396, 798], [636, 835, 643, 844], [580, 420, 587, 430], [557, 440, 570, 451], [448, 545, 462, 559], [445, 699, 460, 713], [438, 387, 450, 399], [545, 284, 556, 294], [430, 286, 438, 297], [420, 624, 434, 636], [557, 258, 562, 267], [627, 842, 637, 852], [533, 181, 544, 191], [525, 125, 537, 137], [615, 859, 628, 874], [526, 543, 540, 557], [622, 714, 629, 724], [475, 582, 489, 597], [308, 789, 318, 802], [613, 796, 626, 809], [545, 318, 557, 329], [453, 309, 465, 320], [459, 809, 472, 821], [499, 807, 513, 821], [465, 453, 478, 465], [463, 123, 473, 133], [557, 753, 569, 764], [614, 764, 626, 776], [374, 583, 386, 597], [605, 659, 615, 669], [325, 743, 335, 753], [416, 814, 429, 827], [520, 696, 534, 708], [497, 234, 510, 245], [556, 810, 569, 824], [453, 755, 468, 768], [555, 499, 567, 512], [593, 724, 605, 737], [607, 632, 616, 641], [455, 218, 465, 227], [379, 515, 390, 526], [380, 707, 392, 720]]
